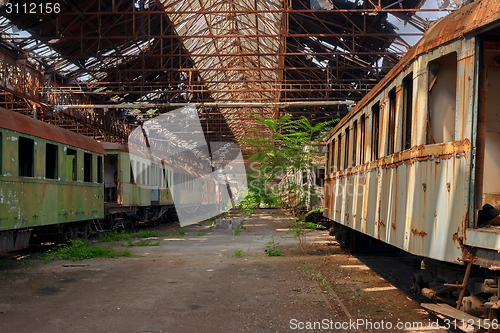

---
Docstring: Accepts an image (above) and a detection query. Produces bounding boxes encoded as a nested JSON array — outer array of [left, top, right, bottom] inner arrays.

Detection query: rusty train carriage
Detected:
[[324, 0, 500, 318], [0, 108, 105, 252], [101, 142, 175, 228], [0, 107, 220, 249]]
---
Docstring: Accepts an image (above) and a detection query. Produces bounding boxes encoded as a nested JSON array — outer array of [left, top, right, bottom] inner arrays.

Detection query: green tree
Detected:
[[243, 114, 337, 208], [241, 113, 338, 252]]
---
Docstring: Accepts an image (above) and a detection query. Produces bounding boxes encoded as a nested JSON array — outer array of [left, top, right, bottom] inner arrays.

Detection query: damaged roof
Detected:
[[0, 0, 457, 151]]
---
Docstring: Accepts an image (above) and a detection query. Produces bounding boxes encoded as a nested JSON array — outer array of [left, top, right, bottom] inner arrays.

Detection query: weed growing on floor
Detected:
[[304, 262, 334, 298], [45, 239, 132, 262], [128, 239, 160, 247], [205, 218, 216, 228], [232, 225, 242, 236], [233, 249, 243, 257], [179, 228, 185, 236], [265, 236, 283, 256], [196, 231, 206, 237], [131, 230, 165, 238], [289, 208, 322, 254], [98, 229, 131, 242]]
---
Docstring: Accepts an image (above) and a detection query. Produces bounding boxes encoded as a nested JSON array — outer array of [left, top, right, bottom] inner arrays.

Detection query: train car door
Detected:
[[475, 28, 500, 225], [150, 163, 159, 203], [104, 154, 118, 202]]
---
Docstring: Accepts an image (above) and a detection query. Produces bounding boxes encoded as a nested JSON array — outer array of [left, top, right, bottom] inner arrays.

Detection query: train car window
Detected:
[[66, 148, 77, 181], [360, 114, 366, 164], [19, 137, 34, 177], [151, 165, 157, 186], [316, 168, 325, 186], [344, 128, 350, 169], [327, 140, 335, 174], [427, 52, 457, 144], [330, 141, 334, 173], [402, 73, 413, 150], [84, 153, 92, 182], [371, 102, 380, 160], [97, 156, 103, 183], [326, 142, 331, 174], [142, 163, 146, 184], [387, 88, 397, 155], [158, 167, 163, 187], [352, 120, 358, 167], [0, 132, 2, 174], [146, 164, 150, 185], [136, 161, 140, 184], [163, 168, 167, 187], [336, 134, 341, 171], [45, 143, 58, 179], [130, 162, 135, 184]]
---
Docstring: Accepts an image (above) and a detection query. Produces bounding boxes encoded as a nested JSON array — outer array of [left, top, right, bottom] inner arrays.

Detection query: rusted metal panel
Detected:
[[0, 180, 104, 231], [464, 229, 500, 251], [0, 107, 104, 154], [0, 124, 104, 234], [363, 169, 378, 238], [456, 38, 476, 142], [116, 151, 151, 207], [328, 142, 470, 264]]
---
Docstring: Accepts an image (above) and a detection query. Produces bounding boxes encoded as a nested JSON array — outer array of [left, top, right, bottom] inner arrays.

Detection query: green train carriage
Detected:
[[101, 142, 175, 228], [0, 108, 104, 252]]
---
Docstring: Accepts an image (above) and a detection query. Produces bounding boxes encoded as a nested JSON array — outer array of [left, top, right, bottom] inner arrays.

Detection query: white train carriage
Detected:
[[324, 0, 500, 318]]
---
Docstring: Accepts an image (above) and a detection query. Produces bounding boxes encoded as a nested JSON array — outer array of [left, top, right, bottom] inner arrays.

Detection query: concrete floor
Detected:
[[0, 209, 452, 333]]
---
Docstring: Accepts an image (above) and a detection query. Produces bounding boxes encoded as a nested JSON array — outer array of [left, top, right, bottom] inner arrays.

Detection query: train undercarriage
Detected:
[[330, 221, 500, 329]]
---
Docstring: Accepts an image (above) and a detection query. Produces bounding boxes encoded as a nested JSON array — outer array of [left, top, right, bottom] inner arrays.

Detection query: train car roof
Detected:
[[101, 142, 160, 161], [101, 142, 129, 152], [0, 107, 105, 154], [327, 0, 500, 139]]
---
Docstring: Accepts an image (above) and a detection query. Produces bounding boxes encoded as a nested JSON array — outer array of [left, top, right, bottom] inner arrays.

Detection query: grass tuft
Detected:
[[98, 230, 131, 242], [128, 239, 160, 247], [131, 230, 165, 238], [45, 239, 132, 262], [232, 225, 242, 236], [265, 236, 283, 256]]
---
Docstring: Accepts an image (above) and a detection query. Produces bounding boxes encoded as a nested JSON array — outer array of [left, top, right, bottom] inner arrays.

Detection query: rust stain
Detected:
[[462, 211, 469, 240], [411, 228, 428, 237], [452, 226, 463, 244], [391, 223, 396, 230], [328, 139, 471, 178]]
